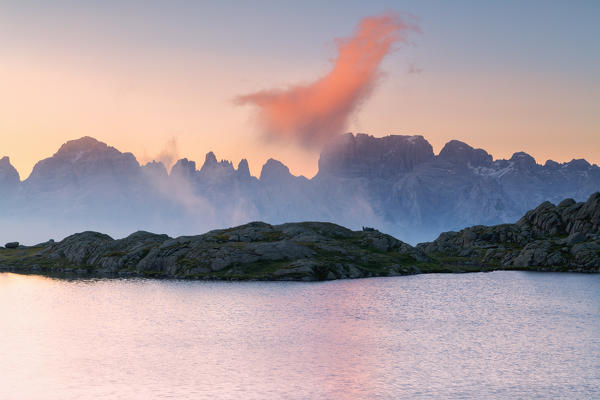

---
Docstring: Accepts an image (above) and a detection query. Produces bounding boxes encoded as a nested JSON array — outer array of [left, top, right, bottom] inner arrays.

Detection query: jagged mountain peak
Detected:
[[509, 151, 537, 169], [565, 159, 591, 170], [260, 158, 292, 181], [3, 133, 599, 246], [438, 140, 493, 167], [544, 159, 560, 169], [25, 136, 140, 188], [200, 151, 233, 171], [1, 155, 12, 166], [543, 158, 595, 171], [204, 151, 218, 166], [199, 152, 234, 182], [142, 160, 168, 178], [55, 136, 114, 158], [237, 159, 251, 177], [318, 132, 435, 178], [170, 158, 197, 180], [0, 156, 20, 187]]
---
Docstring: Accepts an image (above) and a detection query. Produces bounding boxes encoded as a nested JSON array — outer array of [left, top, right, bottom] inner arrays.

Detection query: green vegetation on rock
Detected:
[[1, 193, 599, 280]]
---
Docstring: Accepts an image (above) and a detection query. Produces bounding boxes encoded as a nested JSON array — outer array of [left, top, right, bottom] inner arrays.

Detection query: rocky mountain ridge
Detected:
[[1, 134, 599, 245]]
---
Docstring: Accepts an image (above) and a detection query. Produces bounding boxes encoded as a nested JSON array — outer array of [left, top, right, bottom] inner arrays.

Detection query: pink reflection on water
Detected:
[[0, 272, 599, 399]]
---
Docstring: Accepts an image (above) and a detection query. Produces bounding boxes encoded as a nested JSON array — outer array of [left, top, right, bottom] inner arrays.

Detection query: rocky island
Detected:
[[1, 193, 599, 280]]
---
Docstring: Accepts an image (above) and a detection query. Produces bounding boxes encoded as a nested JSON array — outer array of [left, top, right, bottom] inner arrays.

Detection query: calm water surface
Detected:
[[0, 271, 599, 399]]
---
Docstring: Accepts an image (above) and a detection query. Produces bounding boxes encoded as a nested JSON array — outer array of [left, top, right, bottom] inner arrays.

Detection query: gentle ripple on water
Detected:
[[0, 271, 599, 399]]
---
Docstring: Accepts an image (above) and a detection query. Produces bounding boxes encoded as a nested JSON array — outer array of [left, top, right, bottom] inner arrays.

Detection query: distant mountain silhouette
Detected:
[[2, 134, 599, 245]]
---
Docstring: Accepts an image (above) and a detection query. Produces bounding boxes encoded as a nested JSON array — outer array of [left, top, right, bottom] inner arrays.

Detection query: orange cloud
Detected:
[[235, 12, 417, 146]]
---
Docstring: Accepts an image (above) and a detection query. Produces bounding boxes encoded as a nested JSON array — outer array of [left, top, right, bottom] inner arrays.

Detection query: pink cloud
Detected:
[[235, 12, 418, 146]]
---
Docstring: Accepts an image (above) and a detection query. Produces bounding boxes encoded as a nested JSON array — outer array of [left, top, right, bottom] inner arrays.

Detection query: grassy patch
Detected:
[[212, 234, 230, 242], [0, 246, 78, 271], [176, 256, 209, 270], [262, 231, 284, 242]]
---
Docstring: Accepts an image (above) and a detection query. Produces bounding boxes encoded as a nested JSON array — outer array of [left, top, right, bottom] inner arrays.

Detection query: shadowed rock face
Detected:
[[199, 151, 235, 182], [509, 152, 537, 170], [314, 134, 600, 243], [0, 156, 19, 192], [260, 159, 294, 182], [25, 136, 141, 191], [1, 194, 598, 280], [438, 140, 492, 167], [237, 159, 251, 178], [418, 192, 600, 272], [317, 133, 435, 179]]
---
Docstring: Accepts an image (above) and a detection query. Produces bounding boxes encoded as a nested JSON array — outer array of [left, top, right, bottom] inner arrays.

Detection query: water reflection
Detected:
[[0, 272, 599, 399]]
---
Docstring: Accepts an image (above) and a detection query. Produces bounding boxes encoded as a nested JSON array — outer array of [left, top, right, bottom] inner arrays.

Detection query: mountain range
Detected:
[[1, 133, 599, 245]]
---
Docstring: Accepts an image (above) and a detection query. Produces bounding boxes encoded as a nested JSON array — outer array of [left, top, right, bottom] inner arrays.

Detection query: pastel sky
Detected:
[[1, 0, 599, 179]]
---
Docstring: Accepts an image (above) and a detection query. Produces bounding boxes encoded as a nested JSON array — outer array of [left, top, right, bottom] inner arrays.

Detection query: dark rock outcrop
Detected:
[[1, 194, 598, 280], [418, 192, 600, 272], [0, 222, 427, 280]]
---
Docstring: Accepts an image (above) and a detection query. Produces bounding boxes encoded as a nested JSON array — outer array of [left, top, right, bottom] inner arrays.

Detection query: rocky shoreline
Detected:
[[1, 193, 599, 281]]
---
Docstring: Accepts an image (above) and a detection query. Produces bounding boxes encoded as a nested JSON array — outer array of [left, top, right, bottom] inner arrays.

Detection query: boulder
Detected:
[[567, 232, 587, 246]]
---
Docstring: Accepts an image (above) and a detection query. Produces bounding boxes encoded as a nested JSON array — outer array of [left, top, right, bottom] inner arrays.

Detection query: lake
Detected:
[[0, 271, 598, 399]]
